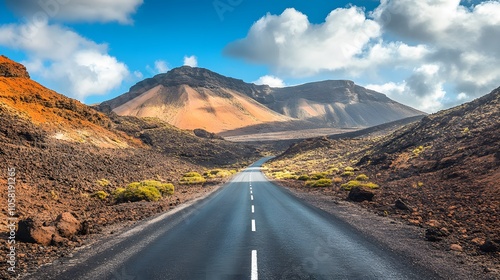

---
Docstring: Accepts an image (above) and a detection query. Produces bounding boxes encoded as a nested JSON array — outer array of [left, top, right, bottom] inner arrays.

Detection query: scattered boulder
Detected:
[[17, 218, 57, 246], [55, 212, 81, 238], [395, 199, 412, 211], [348, 187, 374, 202], [193, 128, 223, 140], [480, 239, 500, 253], [425, 228, 449, 242], [450, 244, 463, 252]]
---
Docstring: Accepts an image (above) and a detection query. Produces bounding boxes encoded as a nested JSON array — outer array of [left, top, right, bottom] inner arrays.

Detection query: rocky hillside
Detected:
[[264, 80, 424, 127], [264, 86, 500, 268], [0, 56, 260, 278], [100, 66, 424, 134], [100, 66, 291, 133]]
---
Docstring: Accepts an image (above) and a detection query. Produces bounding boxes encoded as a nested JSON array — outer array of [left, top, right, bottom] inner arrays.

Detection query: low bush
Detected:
[[113, 180, 174, 203], [309, 172, 327, 180], [355, 174, 369, 181], [97, 178, 110, 187], [203, 169, 233, 178], [297, 175, 310, 181], [180, 172, 206, 185], [341, 180, 380, 191], [273, 171, 298, 180], [344, 167, 355, 172], [305, 179, 332, 188], [91, 190, 109, 200], [341, 171, 355, 177]]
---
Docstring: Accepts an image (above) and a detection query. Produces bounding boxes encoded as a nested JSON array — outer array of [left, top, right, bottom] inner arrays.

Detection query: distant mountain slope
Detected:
[[263, 80, 424, 127], [101, 67, 291, 133], [100, 67, 424, 134]]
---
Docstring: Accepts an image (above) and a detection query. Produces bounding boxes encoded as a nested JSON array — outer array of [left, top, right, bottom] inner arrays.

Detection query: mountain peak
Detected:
[[0, 55, 30, 79]]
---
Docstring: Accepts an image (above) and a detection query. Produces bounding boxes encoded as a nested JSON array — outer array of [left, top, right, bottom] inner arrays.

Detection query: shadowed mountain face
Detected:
[[100, 67, 424, 134]]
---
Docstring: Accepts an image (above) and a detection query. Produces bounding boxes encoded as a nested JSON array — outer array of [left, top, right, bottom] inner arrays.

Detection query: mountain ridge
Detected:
[[100, 66, 425, 134]]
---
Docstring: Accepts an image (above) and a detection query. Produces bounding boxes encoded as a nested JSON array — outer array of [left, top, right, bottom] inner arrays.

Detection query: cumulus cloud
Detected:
[[253, 75, 286, 88], [225, 7, 380, 76], [0, 22, 129, 101], [5, 0, 143, 24], [226, 1, 500, 111], [183, 55, 198, 67], [154, 60, 169, 73]]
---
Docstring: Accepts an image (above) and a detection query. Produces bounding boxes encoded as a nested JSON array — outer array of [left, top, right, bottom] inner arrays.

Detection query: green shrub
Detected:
[[341, 180, 380, 191], [273, 171, 298, 180], [203, 169, 233, 178], [355, 174, 369, 181], [183, 172, 202, 178], [297, 175, 310, 181], [344, 167, 355, 172], [97, 178, 110, 187], [91, 190, 109, 200], [155, 183, 175, 195], [180, 172, 206, 185], [305, 179, 332, 188], [114, 184, 161, 202], [112, 180, 174, 203], [341, 171, 355, 177], [309, 172, 327, 180]]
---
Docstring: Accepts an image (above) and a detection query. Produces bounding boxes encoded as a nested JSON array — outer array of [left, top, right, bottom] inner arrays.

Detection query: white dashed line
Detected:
[[252, 219, 256, 232], [251, 195, 254, 201], [250, 190, 253, 194], [252, 205, 255, 213], [251, 250, 258, 280]]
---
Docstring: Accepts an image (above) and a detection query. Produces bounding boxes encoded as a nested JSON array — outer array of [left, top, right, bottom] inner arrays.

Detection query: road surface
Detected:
[[27, 158, 438, 280]]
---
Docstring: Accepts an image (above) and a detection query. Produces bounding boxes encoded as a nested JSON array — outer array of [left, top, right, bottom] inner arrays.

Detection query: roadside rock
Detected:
[[480, 239, 500, 253], [193, 128, 223, 140], [425, 228, 449, 242], [55, 212, 81, 238], [395, 199, 412, 211], [17, 218, 57, 246], [348, 187, 374, 202], [450, 244, 463, 252]]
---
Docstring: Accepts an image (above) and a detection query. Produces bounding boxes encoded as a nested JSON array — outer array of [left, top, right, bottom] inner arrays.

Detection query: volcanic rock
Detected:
[[348, 187, 374, 202]]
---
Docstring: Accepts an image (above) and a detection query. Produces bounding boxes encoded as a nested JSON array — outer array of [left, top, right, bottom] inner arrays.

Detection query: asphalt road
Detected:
[[30, 158, 439, 280]]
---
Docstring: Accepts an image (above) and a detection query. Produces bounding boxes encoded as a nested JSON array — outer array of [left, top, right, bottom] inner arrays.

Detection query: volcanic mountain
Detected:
[[100, 67, 424, 134]]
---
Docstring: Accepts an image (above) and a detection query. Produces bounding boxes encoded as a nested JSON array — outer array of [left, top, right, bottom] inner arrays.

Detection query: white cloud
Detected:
[[5, 0, 143, 24], [225, 1, 500, 112], [0, 22, 129, 101], [154, 60, 169, 73], [183, 55, 198, 67], [367, 64, 447, 113], [133, 71, 144, 79], [253, 75, 286, 88], [225, 7, 381, 76]]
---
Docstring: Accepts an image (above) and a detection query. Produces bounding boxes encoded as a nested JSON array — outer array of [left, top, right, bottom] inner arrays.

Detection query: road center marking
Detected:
[[252, 205, 255, 213], [251, 250, 258, 280], [252, 219, 256, 231], [251, 195, 254, 201], [250, 190, 253, 194]]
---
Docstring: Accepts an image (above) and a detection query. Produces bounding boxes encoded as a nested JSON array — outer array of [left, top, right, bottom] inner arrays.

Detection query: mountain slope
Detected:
[[101, 67, 424, 134], [101, 67, 291, 133], [264, 86, 500, 264], [264, 80, 424, 127]]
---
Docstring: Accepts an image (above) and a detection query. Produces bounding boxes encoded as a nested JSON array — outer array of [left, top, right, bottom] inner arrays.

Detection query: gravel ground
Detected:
[[282, 185, 500, 280]]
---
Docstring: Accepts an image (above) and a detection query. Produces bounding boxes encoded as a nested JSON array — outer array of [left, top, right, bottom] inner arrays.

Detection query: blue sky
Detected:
[[0, 0, 499, 112]]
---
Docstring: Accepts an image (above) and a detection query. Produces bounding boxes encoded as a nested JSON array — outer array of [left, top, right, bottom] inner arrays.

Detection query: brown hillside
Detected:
[[264, 86, 500, 270]]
